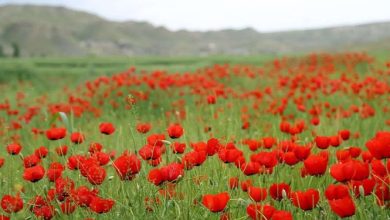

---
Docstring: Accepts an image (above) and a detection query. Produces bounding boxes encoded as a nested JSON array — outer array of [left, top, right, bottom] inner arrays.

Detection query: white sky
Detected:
[[1, 0, 390, 32]]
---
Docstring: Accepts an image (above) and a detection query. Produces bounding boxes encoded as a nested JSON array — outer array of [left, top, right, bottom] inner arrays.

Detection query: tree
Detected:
[[12, 42, 20, 57]]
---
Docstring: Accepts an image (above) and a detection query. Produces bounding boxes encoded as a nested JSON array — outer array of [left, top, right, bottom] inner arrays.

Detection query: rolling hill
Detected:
[[1, 4, 390, 57]]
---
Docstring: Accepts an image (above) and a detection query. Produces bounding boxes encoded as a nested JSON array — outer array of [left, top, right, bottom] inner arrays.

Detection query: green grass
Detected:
[[0, 55, 273, 76]]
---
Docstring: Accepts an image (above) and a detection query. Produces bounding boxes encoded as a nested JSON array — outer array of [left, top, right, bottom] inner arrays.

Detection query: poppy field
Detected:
[[0, 53, 389, 220]]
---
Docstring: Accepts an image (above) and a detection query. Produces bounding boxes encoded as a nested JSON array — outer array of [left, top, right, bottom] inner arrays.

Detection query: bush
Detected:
[[0, 60, 36, 83]]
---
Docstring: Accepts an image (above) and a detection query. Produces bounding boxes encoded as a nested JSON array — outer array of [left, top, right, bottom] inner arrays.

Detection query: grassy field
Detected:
[[0, 55, 274, 82], [0, 52, 389, 220], [0, 55, 274, 101]]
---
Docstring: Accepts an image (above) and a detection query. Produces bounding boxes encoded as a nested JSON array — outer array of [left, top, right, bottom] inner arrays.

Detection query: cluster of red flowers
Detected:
[[0, 53, 389, 219]]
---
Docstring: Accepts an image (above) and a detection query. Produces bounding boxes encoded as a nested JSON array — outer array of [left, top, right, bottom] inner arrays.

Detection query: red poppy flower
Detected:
[[262, 137, 276, 149], [56, 145, 68, 156], [70, 132, 85, 144], [60, 198, 76, 214], [361, 151, 373, 162], [0, 215, 10, 220], [86, 165, 106, 185], [171, 142, 186, 154], [351, 179, 376, 197], [315, 136, 330, 149], [269, 182, 291, 201], [89, 142, 103, 153], [238, 176, 254, 190], [29, 196, 54, 220], [202, 192, 229, 212], [148, 162, 184, 186], [71, 186, 98, 207], [148, 168, 165, 186], [147, 157, 162, 167], [281, 151, 299, 165], [6, 143, 22, 155], [234, 156, 246, 168], [67, 155, 86, 170], [147, 134, 165, 147], [46, 127, 67, 140], [55, 177, 75, 200], [248, 186, 267, 202], [1, 194, 23, 213], [290, 189, 320, 210], [279, 121, 290, 133], [23, 165, 45, 182], [250, 151, 278, 168], [160, 162, 184, 182], [229, 177, 239, 189], [32, 204, 55, 219], [136, 123, 151, 134], [336, 149, 351, 162], [23, 154, 41, 168], [0, 158, 4, 168], [302, 153, 328, 176], [139, 144, 163, 160], [206, 138, 221, 156], [99, 122, 115, 135], [278, 140, 295, 152], [246, 204, 276, 220], [272, 210, 293, 220], [47, 162, 65, 182], [191, 142, 207, 152], [218, 148, 243, 163], [34, 146, 48, 159], [348, 147, 361, 158], [79, 158, 100, 177], [91, 151, 110, 166], [330, 160, 369, 182], [330, 135, 341, 147], [182, 151, 207, 169], [365, 131, 390, 159], [113, 153, 142, 180], [240, 162, 260, 176], [325, 184, 351, 200], [375, 181, 390, 205], [242, 121, 250, 130], [207, 95, 216, 104], [339, 130, 350, 140], [244, 139, 261, 151], [109, 150, 116, 159], [167, 124, 184, 139], [311, 117, 320, 126], [293, 145, 311, 161], [371, 159, 387, 177], [89, 197, 115, 214], [328, 197, 356, 218]]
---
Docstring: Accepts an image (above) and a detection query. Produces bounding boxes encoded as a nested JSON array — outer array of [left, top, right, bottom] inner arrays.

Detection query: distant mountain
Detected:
[[1, 4, 390, 57]]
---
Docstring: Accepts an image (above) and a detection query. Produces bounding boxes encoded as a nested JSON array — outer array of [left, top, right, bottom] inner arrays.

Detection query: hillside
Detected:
[[1, 4, 390, 56]]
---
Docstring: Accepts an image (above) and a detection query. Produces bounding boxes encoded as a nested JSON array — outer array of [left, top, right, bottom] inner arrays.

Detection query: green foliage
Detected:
[[0, 44, 4, 57], [12, 42, 20, 57], [0, 60, 35, 82]]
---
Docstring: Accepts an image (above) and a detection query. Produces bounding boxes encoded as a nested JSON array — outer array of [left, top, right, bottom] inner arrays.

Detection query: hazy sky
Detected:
[[1, 0, 390, 32]]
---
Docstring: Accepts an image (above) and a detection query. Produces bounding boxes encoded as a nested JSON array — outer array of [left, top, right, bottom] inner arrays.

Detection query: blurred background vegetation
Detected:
[[0, 4, 390, 87]]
